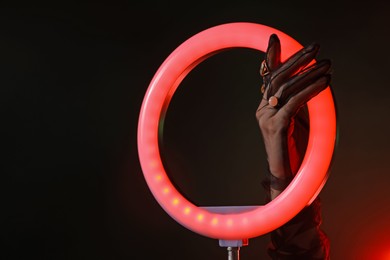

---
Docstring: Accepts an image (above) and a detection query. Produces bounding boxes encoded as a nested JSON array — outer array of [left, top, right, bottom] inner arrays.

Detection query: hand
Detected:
[[256, 34, 332, 197]]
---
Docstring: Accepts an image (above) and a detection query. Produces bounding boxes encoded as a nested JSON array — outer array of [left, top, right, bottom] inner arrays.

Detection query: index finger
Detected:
[[272, 43, 320, 85], [265, 34, 281, 71]]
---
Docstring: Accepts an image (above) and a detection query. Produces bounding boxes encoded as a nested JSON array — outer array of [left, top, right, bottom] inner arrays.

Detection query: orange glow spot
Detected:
[[211, 217, 218, 226], [162, 187, 170, 194], [184, 207, 191, 215], [172, 198, 179, 206], [149, 160, 158, 168], [227, 219, 233, 227], [155, 175, 162, 181], [197, 214, 204, 222], [146, 146, 156, 154]]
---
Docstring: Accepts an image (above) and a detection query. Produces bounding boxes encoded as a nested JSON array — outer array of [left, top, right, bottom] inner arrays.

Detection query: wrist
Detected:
[[267, 169, 293, 191], [262, 131, 293, 179]]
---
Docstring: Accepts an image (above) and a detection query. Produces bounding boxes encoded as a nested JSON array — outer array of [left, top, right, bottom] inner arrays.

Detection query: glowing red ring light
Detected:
[[137, 22, 336, 240]]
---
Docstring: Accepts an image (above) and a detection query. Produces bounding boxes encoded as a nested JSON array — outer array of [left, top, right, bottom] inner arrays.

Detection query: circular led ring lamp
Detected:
[[138, 22, 336, 240]]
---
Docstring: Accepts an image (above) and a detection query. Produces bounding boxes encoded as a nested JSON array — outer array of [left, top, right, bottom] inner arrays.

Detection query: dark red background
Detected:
[[2, 1, 390, 259]]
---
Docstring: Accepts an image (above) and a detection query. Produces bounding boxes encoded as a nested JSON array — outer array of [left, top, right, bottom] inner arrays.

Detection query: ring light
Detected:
[[137, 22, 336, 240]]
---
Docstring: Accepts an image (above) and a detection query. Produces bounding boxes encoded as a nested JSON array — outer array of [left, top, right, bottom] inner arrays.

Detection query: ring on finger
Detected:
[[268, 96, 279, 107], [261, 84, 265, 94], [260, 60, 270, 77]]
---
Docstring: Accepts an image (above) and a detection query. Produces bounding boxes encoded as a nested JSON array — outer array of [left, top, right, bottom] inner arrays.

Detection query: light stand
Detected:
[[219, 239, 248, 260]]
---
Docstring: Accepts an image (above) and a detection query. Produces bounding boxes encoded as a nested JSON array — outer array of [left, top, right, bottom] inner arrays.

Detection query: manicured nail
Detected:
[[269, 34, 279, 44], [318, 59, 332, 73], [305, 43, 319, 52], [318, 59, 331, 66]]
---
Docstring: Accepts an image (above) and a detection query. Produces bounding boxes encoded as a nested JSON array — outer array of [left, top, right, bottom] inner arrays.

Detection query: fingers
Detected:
[[260, 36, 331, 118], [282, 75, 331, 117], [271, 43, 320, 86], [279, 59, 331, 102], [265, 34, 281, 71]]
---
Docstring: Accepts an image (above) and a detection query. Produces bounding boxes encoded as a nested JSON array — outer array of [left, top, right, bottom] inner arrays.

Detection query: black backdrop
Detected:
[[2, 1, 390, 259]]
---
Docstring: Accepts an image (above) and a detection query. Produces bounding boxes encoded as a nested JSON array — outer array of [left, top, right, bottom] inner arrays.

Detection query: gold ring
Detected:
[[260, 60, 270, 77], [261, 84, 265, 94]]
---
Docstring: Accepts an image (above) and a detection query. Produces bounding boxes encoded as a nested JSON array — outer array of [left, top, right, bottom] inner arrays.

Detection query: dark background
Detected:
[[2, 1, 390, 259]]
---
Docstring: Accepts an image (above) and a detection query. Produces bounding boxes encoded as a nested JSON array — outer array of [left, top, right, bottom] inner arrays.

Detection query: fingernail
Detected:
[[316, 59, 332, 74], [319, 59, 331, 68], [305, 43, 319, 52], [269, 34, 279, 44]]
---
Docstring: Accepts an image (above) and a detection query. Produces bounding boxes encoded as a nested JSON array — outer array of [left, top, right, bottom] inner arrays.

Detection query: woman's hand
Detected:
[[256, 34, 332, 198]]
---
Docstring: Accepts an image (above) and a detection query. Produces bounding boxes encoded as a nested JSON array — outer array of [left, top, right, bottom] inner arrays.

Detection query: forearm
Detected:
[[261, 130, 330, 259], [257, 34, 332, 259], [261, 129, 292, 200], [267, 198, 330, 259]]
